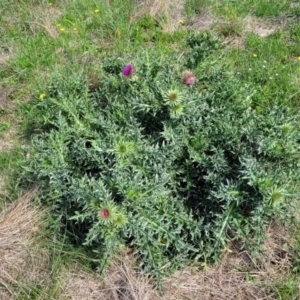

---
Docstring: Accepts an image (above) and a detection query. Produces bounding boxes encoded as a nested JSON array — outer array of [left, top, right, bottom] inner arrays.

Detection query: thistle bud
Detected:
[[181, 70, 196, 85]]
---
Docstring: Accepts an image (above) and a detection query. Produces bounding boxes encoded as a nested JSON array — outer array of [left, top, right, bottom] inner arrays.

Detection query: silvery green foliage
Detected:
[[26, 38, 300, 279]]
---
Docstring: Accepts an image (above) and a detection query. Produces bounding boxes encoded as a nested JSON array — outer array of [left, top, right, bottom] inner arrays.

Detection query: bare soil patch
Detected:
[[0, 127, 17, 153], [0, 86, 14, 111], [242, 16, 280, 38], [185, 10, 215, 30], [0, 86, 17, 195], [190, 14, 284, 47], [0, 46, 14, 65]]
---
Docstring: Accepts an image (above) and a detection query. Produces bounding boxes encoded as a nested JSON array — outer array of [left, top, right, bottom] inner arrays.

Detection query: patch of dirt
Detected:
[[0, 86, 18, 154], [0, 85, 14, 111], [133, 3, 284, 46], [0, 127, 17, 153], [185, 10, 215, 31], [0, 46, 14, 65], [217, 15, 284, 47], [243, 16, 281, 38]]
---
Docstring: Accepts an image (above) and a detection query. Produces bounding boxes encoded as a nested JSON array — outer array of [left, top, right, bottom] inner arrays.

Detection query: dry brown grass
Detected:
[[132, 1, 284, 47], [133, 0, 186, 32], [0, 189, 297, 299], [0, 188, 50, 300], [162, 221, 293, 300], [58, 221, 296, 300], [59, 249, 160, 300], [25, 4, 62, 39], [213, 14, 288, 49]]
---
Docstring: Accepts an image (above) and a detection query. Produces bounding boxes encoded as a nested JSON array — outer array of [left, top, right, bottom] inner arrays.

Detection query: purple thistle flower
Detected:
[[181, 70, 196, 86], [123, 64, 134, 77], [101, 209, 110, 218]]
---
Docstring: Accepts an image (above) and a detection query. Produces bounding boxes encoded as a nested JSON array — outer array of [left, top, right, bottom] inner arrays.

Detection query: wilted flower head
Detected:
[[123, 64, 134, 77], [181, 70, 196, 85]]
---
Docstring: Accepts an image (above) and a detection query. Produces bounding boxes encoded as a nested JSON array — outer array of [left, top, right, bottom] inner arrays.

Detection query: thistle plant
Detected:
[[24, 34, 300, 280]]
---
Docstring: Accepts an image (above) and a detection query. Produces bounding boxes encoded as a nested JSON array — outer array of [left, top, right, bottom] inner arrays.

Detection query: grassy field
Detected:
[[1, 0, 300, 299]]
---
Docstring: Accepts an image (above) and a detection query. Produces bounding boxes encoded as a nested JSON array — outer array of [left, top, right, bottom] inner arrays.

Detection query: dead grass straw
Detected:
[[60, 221, 296, 300], [162, 221, 293, 299], [60, 249, 160, 300], [132, 0, 186, 32], [1, 190, 292, 300], [0, 188, 49, 299]]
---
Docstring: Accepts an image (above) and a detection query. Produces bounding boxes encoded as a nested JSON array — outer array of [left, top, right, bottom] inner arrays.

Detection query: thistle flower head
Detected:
[[98, 202, 118, 225], [123, 64, 134, 77], [114, 138, 135, 158], [101, 209, 110, 218], [268, 187, 286, 207], [163, 89, 183, 107], [97, 201, 128, 228], [181, 70, 196, 85]]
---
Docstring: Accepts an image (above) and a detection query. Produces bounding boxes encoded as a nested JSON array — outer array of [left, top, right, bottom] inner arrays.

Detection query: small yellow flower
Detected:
[[253, 53, 257, 58], [60, 28, 65, 32], [94, 9, 99, 13], [298, 68, 300, 72], [49, 2, 53, 6], [73, 27, 77, 31], [56, 23, 61, 27], [298, 56, 300, 61], [39, 93, 46, 100], [179, 19, 184, 25]]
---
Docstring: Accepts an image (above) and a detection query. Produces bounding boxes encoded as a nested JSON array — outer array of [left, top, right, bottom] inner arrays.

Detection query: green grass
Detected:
[[0, 0, 300, 298], [185, 0, 299, 18], [0, 0, 186, 95], [225, 29, 300, 109], [274, 276, 300, 299]]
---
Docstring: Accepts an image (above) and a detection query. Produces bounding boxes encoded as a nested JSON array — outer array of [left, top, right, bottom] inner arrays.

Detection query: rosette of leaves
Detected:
[[25, 45, 300, 280]]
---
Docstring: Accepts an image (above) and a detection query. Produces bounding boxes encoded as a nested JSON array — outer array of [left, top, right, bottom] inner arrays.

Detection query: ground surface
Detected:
[[0, 0, 300, 299]]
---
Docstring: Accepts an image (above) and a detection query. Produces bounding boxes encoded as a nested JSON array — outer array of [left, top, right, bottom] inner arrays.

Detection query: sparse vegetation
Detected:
[[0, 0, 300, 299]]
